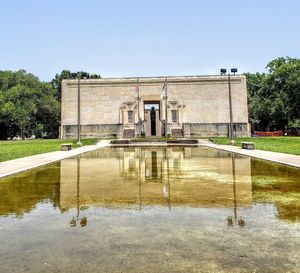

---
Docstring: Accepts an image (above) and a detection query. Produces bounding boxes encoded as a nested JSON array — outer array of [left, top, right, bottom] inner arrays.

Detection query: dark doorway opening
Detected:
[[150, 107, 156, 135], [151, 151, 158, 177], [144, 101, 161, 137]]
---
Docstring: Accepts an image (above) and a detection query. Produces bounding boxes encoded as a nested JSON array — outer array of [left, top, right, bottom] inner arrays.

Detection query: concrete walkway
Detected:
[[203, 143, 300, 169], [0, 140, 110, 179]]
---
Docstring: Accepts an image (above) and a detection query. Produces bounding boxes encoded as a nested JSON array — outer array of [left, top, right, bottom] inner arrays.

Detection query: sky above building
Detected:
[[0, 0, 299, 81]]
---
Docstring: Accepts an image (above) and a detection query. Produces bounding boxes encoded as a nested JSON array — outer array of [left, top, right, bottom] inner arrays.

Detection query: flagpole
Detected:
[[164, 77, 168, 138], [137, 78, 141, 137]]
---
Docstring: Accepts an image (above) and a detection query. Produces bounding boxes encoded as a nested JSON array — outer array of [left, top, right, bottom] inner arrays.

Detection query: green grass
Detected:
[[211, 137, 300, 155], [0, 138, 99, 162]]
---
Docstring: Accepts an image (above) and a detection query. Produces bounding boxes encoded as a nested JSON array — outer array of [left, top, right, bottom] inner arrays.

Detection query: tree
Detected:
[[0, 69, 101, 139], [51, 70, 101, 101], [0, 70, 60, 138], [245, 57, 300, 132], [265, 57, 300, 125]]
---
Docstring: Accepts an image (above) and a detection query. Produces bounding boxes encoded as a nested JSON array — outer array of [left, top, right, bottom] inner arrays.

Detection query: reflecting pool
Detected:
[[0, 147, 299, 273]]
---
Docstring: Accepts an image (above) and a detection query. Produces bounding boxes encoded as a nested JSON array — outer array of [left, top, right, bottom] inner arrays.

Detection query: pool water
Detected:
[[0, 147, 299, 273]]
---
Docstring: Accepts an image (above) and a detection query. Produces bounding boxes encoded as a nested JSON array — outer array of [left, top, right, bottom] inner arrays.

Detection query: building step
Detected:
[[123, 129, 135, 138], [171, 129, 183, 138]]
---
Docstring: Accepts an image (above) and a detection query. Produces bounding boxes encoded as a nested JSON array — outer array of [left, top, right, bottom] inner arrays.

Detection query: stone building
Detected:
[[61, 75, 249, 138]]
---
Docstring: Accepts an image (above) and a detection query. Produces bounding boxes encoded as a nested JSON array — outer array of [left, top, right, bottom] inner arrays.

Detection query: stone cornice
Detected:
[[63, 75, 245, 86]]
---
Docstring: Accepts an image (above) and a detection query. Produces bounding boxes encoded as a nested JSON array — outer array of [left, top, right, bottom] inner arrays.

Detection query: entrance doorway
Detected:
[[144, 101, 161, 136]]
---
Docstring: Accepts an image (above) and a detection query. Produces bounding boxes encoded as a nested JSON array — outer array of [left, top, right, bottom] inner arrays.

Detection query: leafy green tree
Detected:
[[51, 70, 101, 101], [266, 57, 300, 125], [0, 69, 100, 139], [245, 57, 300, 132], [244, 72, 266, 100], [0, 70, 60, 138]]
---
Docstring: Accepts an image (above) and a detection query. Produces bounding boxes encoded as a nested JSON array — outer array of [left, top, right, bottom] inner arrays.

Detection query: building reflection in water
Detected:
[[122, 148, 174, 210], [0, 147, 300, 224], [59, 147, 252, 218], [1, 147, 299, 224]]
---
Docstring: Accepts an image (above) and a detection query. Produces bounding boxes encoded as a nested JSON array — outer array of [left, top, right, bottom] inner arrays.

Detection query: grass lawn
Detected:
[[0, 138, 99, 162], [211, 137, 300, 155]]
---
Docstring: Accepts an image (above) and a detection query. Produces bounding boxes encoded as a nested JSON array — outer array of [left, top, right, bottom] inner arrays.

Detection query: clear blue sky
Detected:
[[0, 0, 299, 81]]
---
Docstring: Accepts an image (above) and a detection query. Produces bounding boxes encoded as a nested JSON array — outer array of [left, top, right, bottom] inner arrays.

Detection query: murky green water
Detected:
[[0, 147, 299, 273]]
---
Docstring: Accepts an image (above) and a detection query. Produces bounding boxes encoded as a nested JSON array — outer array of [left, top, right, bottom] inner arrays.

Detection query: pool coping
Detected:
[[202, 143, 300, 169], [0, 140, 111, 179], [1, 140, 299, 179]]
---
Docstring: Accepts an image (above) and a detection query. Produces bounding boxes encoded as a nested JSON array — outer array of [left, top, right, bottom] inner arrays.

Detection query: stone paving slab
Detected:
[[203, 143, 300, 169], [0, 140, 110, 179]]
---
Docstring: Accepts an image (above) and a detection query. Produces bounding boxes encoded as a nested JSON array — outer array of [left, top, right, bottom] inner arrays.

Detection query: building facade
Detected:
[[61, 75, 249, 138]]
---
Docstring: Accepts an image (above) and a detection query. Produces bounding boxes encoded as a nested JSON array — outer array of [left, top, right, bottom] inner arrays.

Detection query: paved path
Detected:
[[203, 143, 300, 169], [0, 140, 110, 179]]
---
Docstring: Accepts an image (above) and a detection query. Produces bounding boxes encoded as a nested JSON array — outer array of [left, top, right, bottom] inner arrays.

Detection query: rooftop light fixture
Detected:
[[220, 68, 227, 75]]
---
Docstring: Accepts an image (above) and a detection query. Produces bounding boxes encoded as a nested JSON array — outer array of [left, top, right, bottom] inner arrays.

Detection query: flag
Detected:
[[161, 78, 167, 98], [162, 81, 166, 91]]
